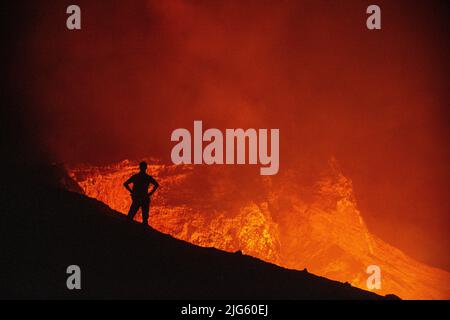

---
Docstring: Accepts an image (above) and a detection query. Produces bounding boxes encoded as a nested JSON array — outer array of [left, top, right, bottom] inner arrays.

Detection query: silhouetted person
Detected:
[[123, 161, 159, 226]]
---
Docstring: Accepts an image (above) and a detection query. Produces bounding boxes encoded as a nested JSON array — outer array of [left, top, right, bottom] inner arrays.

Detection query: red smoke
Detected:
[[11, 0, 450, 271]]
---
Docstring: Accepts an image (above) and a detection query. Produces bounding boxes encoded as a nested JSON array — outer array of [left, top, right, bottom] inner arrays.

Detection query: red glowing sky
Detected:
[[6, 1, 449, 271]]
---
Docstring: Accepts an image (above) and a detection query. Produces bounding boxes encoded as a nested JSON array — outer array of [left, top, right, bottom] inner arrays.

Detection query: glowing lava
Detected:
[[68, 159, 450, 299]]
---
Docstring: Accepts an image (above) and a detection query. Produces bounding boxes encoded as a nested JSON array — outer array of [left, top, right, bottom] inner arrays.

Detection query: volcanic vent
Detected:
[[68, 159, 450, 299]]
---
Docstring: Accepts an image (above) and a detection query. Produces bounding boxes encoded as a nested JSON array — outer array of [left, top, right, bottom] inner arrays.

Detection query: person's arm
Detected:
[[148, 177, 159, 197], [123, 176, 134, 194]]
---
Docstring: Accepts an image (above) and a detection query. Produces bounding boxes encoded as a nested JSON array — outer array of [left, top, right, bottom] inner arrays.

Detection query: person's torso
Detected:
[[131, 173, 152, 197]]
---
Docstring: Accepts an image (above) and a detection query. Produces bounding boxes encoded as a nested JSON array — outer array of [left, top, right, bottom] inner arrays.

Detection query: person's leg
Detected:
[[127, 200, 140, 221], [141, 199, 150, 226]]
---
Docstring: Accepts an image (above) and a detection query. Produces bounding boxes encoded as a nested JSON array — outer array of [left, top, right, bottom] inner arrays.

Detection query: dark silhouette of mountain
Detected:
[[0, 164, 398, 299]]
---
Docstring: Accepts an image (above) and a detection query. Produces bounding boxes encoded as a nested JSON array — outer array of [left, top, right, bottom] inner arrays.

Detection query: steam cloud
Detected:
[[5, 0, 450, 271]]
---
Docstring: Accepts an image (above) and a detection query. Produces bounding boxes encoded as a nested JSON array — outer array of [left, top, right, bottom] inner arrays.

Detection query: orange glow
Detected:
[[19, 0, 449, 279], [69, 159, 450, 300]]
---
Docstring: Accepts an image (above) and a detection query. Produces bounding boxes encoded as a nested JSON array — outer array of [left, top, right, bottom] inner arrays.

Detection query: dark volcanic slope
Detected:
[[0, 165, 393, 299]]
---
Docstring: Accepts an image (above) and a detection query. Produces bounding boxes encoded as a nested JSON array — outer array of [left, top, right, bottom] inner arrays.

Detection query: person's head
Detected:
[[139, 161, 147, 172]]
